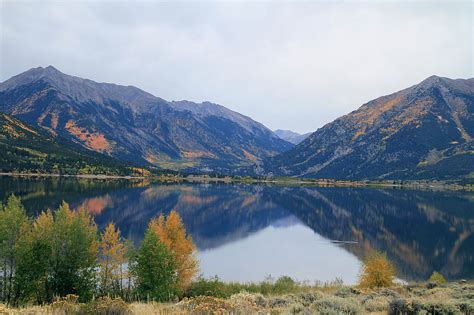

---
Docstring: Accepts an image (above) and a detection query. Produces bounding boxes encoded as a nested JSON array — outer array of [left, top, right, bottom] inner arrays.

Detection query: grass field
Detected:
[[1, 281, 472, 314]]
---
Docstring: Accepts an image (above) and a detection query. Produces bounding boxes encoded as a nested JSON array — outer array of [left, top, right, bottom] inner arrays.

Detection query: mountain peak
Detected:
[[418, 75, 444, 87], [43, 65, 62, 74], [263, 76, 473, 179], [415, 75, 474, 95], [274, 129, 311, 145]]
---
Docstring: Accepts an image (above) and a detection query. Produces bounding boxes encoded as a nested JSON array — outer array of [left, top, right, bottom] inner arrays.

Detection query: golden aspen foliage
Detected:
[[428, 271, 446, 284], [99, 223, 126, 294], [358, 251, 395, 288], [149, 210, 198, 291]]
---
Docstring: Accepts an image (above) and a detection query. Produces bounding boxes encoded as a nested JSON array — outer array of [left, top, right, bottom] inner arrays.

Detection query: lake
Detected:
[[1, 176, 473, 284]]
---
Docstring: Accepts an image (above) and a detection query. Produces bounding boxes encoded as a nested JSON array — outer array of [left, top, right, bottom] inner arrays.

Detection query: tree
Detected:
[[14, 210, 53, 305], [428, 271, 446, 284], [358, 251, 395, 288], [99, 223, 126, 296], [0, 195, 29, 304], [48, 202, 99, 301], [123, 238, 137, 301], [133, 229, 177, 302], [149, 210, 198, 291]]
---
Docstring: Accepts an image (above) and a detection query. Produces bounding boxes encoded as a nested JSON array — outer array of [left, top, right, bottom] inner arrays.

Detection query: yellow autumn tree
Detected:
[[359, 251, 395, 288], [99, 222, 126, 295], [149, 210, 198, 291]]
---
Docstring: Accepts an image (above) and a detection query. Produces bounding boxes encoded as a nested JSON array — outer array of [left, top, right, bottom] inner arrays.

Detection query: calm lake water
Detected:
[[1, 176, 473, 284]]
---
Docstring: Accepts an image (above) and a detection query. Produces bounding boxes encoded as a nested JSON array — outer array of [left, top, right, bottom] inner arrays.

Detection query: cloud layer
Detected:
[[1, 1, 472, 133]]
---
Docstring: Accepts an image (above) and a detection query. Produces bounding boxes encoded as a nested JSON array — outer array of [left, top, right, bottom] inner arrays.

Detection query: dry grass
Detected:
[[1, 282, 472, 314]]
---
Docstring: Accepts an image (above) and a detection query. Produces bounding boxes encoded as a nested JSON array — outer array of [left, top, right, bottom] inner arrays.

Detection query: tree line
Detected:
[[0, 195, 198, 306]]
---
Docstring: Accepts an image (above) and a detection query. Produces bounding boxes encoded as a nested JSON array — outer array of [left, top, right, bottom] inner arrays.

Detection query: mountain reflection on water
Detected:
[[1, 176, 473, 283]]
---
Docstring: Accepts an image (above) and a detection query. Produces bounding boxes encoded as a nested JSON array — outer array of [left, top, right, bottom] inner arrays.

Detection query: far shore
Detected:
[[0, 172, 146, 180], [1, 171, 473, 191]]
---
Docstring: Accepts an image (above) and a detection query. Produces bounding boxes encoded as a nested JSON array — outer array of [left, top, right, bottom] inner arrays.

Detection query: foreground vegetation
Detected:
[[1, 195, 472, 314], [0, 281, 472, 314], [0, 195, 198, 306]]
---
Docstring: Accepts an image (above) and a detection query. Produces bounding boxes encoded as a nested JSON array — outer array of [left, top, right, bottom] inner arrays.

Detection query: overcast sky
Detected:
[[1, 1, 472, 133]]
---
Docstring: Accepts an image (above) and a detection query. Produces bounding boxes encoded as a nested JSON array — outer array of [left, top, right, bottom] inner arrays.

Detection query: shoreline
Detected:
[[1, 172, 473, 191], [0, 172, 146, 180]]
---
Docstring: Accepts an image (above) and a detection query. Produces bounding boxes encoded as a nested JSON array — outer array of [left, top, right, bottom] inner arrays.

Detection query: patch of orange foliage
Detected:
[[352, 95, 405, 140], [3, 115, 39, 136], [242, 149, 258, 162], [65, 120, 112, 153], [144, 152, 162, 165], [182, 150, 215, 159], [2, 124, 20, 138]]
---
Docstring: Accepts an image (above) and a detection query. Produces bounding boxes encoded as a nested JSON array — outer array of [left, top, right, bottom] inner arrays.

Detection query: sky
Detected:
[[1, 1, 472, 133]]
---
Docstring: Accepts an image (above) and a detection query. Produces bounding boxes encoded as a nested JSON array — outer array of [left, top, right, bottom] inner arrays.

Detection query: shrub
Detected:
[[230, 292, 267, 308], [185, 276, 227, 298], [296, 292, 323, 306], [311, 296, 363, 315], [358, 251, 395, 288], [428, 271, 447, 284], [335, 287, 353, 298], [362, 296, 391, 312], [268, 295, 293, 308], [83, 296, 132, 315], [274, 275, 297, 293], [389, 298, 410, 315], [51, 294, 82, 314], [389, 298, 464, 315], [178, 296, 235, 313]]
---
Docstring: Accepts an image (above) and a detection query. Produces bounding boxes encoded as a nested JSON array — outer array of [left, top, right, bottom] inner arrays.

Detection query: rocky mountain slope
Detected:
[[0, 66, 292, 173], [274, 129, 311, 145], [261, 76, 474, 180], [0, 112, 141, 175]]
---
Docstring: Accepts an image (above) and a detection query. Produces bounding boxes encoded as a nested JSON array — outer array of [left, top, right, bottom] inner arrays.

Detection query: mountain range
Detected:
[[0, 66, 292, 173], [273, 129, 311, 145], [261, 76, 474, 180], [1, 67, 473, 179]]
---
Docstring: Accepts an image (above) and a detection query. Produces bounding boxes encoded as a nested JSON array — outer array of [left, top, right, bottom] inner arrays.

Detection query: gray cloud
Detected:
[[1, 0, 472, 133]]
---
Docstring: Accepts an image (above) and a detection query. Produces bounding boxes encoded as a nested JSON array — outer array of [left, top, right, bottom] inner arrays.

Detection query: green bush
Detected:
[[185, 276, 227, 298], [389, 298, 464, 315], [311, 296, 363, 315], [82, 296, 131, 315], [428, 271, 447, 284], [184, 275, 310, 298], [274, 276, 296, 293]]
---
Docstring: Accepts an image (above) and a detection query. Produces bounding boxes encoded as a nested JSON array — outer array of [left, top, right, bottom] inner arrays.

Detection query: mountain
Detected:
[[0, 112, 145, 175], [0, 66, 292, 173], [274, 129, 311, 145], [261, 76, 474, 180]]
